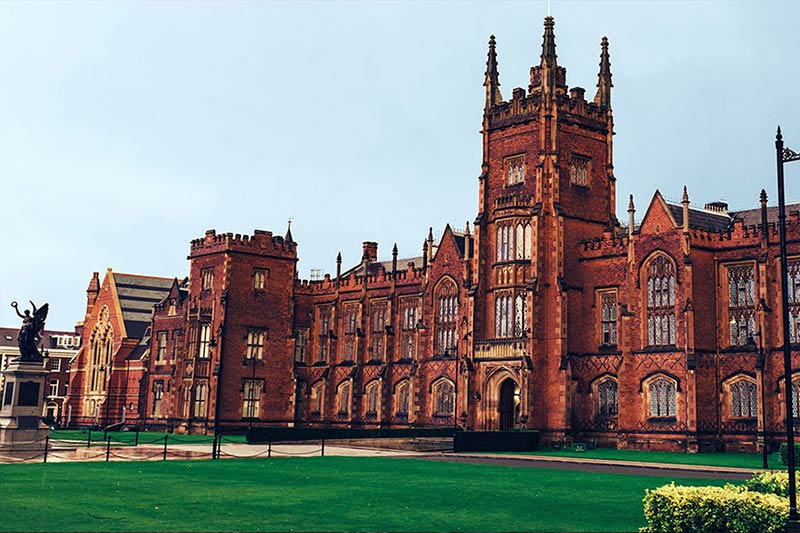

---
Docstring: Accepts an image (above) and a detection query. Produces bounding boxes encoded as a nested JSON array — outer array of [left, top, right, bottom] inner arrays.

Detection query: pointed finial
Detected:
[[285, 218, 294, 244], [465, 221, 471, 235], [760, 189, 768, 204], [628, 194, 635, 212], [682, 185, 689, 204], [594, 36, 613, 107], [392, 243, 398, 255], [336, 252, 342, 264], [428, 227, 434, 242], [778, 126, 783, 142], [484, 34, 503, 108], [541, 17, 557, 67]]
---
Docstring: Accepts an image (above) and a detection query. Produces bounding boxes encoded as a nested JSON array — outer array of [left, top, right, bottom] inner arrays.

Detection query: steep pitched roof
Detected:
[[342, 256, 424, 278], [111, 273, 173, 339], [666, 204, 732, 232], [665, 201, 800, 233]]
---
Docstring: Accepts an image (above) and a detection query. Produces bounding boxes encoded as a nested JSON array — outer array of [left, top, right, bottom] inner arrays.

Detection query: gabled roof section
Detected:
[[110, 272, 173, 340], [433, 224, 468, 261], [666, 203, 732, 232], [731, 203, 800, 228], [342, 256, 424, 278]]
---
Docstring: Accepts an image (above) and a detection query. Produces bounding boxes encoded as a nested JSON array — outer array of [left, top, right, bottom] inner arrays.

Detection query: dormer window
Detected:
[[505, 155, 525, 186]]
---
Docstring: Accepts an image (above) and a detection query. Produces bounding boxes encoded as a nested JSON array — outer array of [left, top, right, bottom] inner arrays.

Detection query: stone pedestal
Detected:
[[0, 358, 49, 450]]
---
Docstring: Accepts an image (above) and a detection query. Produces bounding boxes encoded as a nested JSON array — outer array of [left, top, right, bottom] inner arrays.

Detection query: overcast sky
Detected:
[[2, 0, 800, 331]]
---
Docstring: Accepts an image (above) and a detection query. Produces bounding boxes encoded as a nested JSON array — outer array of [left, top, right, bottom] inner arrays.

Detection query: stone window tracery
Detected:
[[727, 264, 755, 346], [395, 380, 410, 416], [156, 331, 167, 362], [242, 379, 262, 419], [245, 329, 266, 360], [505, 155, 525, 186], [337, 380, 352, 417], [198, 323, 211, 359], [193, 382, 207, 418], [596, 378, 618, 418], [400, 297, 419, 360], [152, 380, 164, 417], [600, 291, 617, 346], [370, 301, 387, 362], [495, 222, 531, 262], [647, 376, 676, 418], [311, 381, 324, 416], [87, 306, 114, 395], [432, 378, 455, 417], [435, 279, 458, 355], [495, 292, 526, 338], [646, 255, 676, 346], [570, 155, 590, 186], [365, 380, 380, 416], [317, 306, 332, 362], [728, 377, 757, 418], [342, 304, 359, 362]]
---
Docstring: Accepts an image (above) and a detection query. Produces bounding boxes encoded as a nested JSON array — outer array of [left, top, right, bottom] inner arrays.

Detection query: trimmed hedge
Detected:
[[641, 483, 788, 533], [745, 470, 800, 497], [780, 442, 800, 466]]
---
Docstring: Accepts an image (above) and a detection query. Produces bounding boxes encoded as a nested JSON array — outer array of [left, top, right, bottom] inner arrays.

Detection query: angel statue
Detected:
[[11, 301, 49, 362]]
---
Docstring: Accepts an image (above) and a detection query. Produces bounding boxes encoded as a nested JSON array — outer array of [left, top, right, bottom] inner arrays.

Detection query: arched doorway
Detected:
[[498, 379, 518, 430]]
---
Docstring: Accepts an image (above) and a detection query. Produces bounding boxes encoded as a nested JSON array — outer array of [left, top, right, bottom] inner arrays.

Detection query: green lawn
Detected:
[[1, 456, 729, 532], [501, 448, 780, 469], [50, 429, 243, 446]]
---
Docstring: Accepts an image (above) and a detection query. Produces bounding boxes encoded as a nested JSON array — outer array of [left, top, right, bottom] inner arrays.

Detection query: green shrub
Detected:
[[641, 483, 788, 533], [779, 442, 800, 466], [745, 471, 800, 497]]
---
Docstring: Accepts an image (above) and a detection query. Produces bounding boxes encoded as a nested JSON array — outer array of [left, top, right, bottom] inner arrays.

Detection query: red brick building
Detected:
[[66, 270, 173, 427], [69, 17, 800, 452]]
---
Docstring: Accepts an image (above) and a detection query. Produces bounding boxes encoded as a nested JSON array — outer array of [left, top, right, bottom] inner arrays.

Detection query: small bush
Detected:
[[780, 442, 800, 466], [641, 483, 788, 533], [745, 471, 800, 497]]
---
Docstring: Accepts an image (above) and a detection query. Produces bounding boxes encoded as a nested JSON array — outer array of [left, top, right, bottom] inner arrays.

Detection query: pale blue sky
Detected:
[[2, 1, 800, 331]]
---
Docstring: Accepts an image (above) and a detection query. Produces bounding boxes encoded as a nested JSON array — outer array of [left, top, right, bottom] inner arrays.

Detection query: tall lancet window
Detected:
[[435, 278, 459, 354], [646, 255, 676, 346], [727, 264, 755, 346]]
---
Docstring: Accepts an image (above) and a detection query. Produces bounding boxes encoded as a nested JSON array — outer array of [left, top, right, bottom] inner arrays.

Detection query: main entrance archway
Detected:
[[498, 378, 517, 430]]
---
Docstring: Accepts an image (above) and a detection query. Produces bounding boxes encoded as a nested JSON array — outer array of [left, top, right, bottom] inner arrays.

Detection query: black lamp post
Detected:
[[776, 126, 800, 520]]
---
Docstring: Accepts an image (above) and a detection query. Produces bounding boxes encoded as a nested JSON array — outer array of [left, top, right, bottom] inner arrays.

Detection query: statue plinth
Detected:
[[0, 357, 50, 450]]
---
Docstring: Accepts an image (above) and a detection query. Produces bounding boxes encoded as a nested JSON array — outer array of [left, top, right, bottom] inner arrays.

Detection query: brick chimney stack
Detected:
[[362, 241, 378, 263]]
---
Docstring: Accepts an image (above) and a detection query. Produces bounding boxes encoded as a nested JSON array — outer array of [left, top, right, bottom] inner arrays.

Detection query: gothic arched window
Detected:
[[365, 380, 380, 416], [87, 306, 114, 395], [395, 380, 410, 416], [728, 377, 757, 418], [596, 378, 618, 418], [337, 380, 352, 417], [646, 255, 676, 346], [432, 378, 455, 417], [647, 376, 676, 418]]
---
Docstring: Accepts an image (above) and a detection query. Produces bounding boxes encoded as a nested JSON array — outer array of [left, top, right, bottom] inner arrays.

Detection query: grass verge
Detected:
[[1, 456, 728, 532]]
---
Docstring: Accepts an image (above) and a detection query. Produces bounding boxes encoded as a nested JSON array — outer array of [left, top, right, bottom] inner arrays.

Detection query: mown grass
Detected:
[[1, 456, 729, 532], [50, 429, 243, 446], [501, 447, 779, 469]]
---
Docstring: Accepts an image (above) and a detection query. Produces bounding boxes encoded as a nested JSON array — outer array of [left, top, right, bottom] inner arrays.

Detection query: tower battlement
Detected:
[[189, 228, 297, 258]]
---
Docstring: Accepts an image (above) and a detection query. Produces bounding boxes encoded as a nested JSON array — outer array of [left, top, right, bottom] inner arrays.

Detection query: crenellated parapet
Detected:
[[295, 263, 426, 294], [189, 228, 297, 259]]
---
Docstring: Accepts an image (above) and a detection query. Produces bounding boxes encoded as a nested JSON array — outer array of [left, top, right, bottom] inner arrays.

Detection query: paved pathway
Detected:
[[0, 441, 769, 481], [418, 452, 758, 480]]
